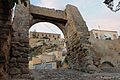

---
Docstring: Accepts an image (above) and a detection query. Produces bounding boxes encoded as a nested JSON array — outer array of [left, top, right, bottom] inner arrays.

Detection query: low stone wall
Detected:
[[89, 33, 120, 68], [65, 5, 97, 72]]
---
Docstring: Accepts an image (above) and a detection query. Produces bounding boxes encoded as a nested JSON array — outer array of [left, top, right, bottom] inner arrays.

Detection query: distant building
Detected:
[[29, 32, 61, 47], [91, 29, 118, 40], [29, 32, 60, 42], [29, 50, 65, 69], [29, 54, 57, 69]]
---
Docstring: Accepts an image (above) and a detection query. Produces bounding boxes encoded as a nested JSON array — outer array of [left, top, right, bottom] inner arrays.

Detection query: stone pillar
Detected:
[[9, 0, 31, 79], [65, 4, 97, 72]]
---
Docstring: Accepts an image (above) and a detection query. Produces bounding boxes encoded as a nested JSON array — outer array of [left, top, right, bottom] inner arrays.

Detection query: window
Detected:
[[49, 34, 51, 37], [42, 34, 44, 36], [105, 37, 111, 40], [48, 38, 50, 41], [58, 36, 60, 38]]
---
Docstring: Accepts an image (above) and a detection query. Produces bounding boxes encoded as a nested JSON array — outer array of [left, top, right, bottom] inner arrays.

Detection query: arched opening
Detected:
[[10, 3, 91, 79], [100, 61, 114, 68], [28, 22, 67, 69]]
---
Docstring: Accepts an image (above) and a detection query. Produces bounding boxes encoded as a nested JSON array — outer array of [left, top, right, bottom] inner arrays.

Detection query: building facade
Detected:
[[29, 54, 57, 69], [91, 29, 118, 40], [29, 32, 61, 42], [29, 32, 62, 48]]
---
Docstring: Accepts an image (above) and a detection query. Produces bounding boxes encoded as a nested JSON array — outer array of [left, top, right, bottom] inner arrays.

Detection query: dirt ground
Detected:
[[31, 68, 120, 80]]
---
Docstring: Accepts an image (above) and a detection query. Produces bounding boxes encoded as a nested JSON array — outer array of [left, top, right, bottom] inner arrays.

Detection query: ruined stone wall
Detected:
[[10, 2, 67, 79], [65, 5, 96, 72], [0, 24, 12, 80], [10, 3, 97, 79], [0, 1, 119, 79], [9, 0, 31, 79], [0, 1, 12, 79], [89, 33, 120, 68], [30, 4, 96, 72]]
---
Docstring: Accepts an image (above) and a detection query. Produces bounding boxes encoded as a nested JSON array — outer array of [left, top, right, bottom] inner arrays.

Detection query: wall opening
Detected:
[[28, 22, 67, 70], [100, 61, 114, 68]]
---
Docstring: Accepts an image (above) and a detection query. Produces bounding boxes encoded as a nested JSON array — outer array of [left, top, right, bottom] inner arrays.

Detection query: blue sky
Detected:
[[29, 0, 120, 37]]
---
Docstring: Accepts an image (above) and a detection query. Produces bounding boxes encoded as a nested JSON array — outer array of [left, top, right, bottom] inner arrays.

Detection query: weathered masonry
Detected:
[[0, 0, 13, 80], [0, 0, 96, 79]]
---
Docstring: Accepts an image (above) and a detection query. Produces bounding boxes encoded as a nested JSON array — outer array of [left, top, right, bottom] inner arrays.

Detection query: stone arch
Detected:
[[29, 19, 66, 36], [29, 22, 65, 69], [10, 1, 92, 79], [100, 56, 116, 67]]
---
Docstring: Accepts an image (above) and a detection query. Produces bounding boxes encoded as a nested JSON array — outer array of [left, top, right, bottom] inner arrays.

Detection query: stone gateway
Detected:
[[0, 0, 96, 79]]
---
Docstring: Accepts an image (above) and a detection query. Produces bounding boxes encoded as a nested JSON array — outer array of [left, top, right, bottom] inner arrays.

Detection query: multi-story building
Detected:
[[90, 29, 118, 40]]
